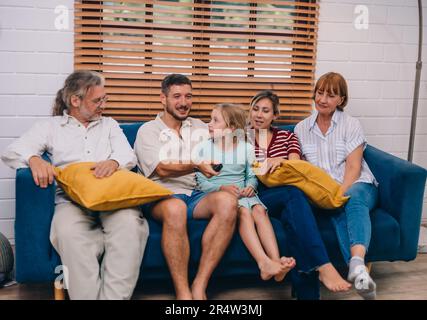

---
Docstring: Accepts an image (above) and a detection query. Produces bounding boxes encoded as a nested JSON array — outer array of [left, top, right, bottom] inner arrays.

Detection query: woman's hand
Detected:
[[91, 160, 119, 178], [240, 186, 256, 198], [220, 185, 240, 198], [28, 156, 57, 188], [265, 157, 284, 174]]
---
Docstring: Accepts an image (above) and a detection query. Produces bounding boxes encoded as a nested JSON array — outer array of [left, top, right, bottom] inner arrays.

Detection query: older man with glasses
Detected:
[[1, 70, 149, 300]]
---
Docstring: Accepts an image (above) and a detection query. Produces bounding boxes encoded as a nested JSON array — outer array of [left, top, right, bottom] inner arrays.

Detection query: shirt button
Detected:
[[87, 151, 90, 154], [85, 137, 87, 140]]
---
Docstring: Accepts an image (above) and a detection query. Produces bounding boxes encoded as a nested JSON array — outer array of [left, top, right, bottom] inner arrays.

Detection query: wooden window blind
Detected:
[[74, 0, 318, 123]]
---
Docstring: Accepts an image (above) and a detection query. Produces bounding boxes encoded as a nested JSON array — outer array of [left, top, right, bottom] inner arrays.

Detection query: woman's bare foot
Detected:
[[318, 263, 351, 292], [274, 257, 296, 282], [259, 258, 287, 281]]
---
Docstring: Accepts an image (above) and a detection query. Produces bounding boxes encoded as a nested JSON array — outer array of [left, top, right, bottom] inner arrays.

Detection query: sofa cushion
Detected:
[[254, 160, 349, 209], [187, 218, 287, 265], [54, 162, 173, 211]]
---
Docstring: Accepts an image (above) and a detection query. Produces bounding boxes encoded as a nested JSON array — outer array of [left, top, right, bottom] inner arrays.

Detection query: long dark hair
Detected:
[[52, 70, 105, 116]]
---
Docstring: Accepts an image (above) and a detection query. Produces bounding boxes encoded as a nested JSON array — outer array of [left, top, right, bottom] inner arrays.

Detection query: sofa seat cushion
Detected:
[[187, 218, 286, 265], [140, 219, 166, 269]]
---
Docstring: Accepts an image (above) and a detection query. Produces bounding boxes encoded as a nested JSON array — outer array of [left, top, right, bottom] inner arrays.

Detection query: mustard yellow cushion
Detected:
[[253, 160, 349, 209], [54, 162, 173, 211]]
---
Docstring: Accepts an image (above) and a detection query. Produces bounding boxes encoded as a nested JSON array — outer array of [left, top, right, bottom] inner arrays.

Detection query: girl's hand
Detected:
[[240, 186, 256, 198], [220, 185, 240, 198], [196, 162, 219, 178]]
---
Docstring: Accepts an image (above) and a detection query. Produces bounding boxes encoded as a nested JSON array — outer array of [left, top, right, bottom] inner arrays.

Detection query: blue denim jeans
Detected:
[[258, 184, 329, 299], [331, 182, 378, 264], [258, 184, 330, 273]]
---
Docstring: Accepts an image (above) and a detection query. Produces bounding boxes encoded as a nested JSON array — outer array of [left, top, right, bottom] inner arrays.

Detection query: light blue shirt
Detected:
[[294, 110, 377, 186], [194, 138, 266, 210]]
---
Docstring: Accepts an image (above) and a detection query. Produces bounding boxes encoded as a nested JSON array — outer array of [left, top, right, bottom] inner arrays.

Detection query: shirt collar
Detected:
[[60, 110, 102, 128], [308, 109, 318, 131], [309, 109, 342, 131], [60, 111, 71, 126], [331, 109, 342, 124]]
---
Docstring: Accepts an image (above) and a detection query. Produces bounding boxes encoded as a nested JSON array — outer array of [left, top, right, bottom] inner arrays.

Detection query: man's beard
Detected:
[[166, 104, 189, 121], [80, 105, 102, 122]]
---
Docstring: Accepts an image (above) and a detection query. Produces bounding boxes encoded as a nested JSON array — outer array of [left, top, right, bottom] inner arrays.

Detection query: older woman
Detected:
[[247, 90, 351, 295], [295, 72, 378, 299]]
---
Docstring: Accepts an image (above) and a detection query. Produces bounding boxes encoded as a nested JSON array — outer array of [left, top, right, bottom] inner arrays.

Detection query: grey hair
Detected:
[[52, 70, 105, 116]]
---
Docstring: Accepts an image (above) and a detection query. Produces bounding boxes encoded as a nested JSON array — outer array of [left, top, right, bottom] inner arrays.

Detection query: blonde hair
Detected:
[[214, 103, 247, 131], [314, 72, 348, 111]]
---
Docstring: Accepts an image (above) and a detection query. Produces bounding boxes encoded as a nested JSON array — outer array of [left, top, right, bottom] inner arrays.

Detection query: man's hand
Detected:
[[219, 185, 240, 198], [28, 156, 57, 188], [91, 160, 119, 178], [240, 186, 256, 198], [196, 162, 219, 179]]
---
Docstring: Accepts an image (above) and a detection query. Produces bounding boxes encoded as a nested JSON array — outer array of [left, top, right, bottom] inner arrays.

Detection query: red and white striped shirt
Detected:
[[254, 127, 301, 161]]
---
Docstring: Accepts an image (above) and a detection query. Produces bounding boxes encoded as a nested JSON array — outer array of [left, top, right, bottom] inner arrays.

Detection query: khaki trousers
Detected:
[[50, 202, 149, 300]]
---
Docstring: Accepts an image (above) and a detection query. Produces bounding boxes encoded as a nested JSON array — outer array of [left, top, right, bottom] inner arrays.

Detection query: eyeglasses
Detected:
[[91, 95, 109, 107], [85, 95, 108, 108]]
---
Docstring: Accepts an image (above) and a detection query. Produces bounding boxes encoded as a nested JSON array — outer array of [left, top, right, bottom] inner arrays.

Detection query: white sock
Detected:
[[348, 256, 365, 282], [348, 256, 377, 300]]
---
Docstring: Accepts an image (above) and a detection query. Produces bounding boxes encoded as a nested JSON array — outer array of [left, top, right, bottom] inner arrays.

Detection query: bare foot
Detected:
[[259, 258, 287, 281], [176, 292, 193, 300], [318, 263, 351, 292], [274, 257, 296, 282], [191, 283, 207, 300]]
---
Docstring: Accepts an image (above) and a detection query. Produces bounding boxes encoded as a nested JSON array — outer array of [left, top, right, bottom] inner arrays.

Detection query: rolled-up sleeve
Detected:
[[108, 119, 137, 170], [345, 118, 367, 157], [134, 123, 161, 177], [1, 121, 50, 169]]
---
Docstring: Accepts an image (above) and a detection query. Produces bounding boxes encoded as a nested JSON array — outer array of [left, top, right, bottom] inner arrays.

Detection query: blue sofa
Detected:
[[14, 123, 427, 299]]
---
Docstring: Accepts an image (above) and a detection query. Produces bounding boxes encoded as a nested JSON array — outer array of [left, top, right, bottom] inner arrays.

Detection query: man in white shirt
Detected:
[[134, 74, 238, 300], [1, 70, 149, 300]]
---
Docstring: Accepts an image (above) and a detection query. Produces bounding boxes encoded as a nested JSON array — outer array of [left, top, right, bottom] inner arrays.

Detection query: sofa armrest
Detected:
[[15, 168, 59, 282], [364, 145, 427, 260]]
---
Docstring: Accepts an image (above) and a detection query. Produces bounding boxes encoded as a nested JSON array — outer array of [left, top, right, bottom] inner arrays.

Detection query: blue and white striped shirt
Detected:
[[294, 110, 377, 186]]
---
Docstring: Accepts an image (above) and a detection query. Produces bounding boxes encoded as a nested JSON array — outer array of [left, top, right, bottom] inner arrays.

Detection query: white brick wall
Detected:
[[317, 0, 427, 225], [0, 1, 74, 243], [0, 0, 426, 244]]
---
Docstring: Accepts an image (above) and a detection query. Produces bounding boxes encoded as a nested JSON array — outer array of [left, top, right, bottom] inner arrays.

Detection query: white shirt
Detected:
[[134, 112, 209, 196], [1, 113, 137, 203], [294, 110, 377, 186]]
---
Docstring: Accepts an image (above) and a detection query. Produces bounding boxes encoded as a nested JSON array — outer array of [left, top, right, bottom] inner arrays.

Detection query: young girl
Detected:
[[194, 103, 296, 282]]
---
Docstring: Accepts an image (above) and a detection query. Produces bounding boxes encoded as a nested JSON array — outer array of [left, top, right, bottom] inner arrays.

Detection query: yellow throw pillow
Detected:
[[54, 162, 173, 211], [253, 160, 349, 209]]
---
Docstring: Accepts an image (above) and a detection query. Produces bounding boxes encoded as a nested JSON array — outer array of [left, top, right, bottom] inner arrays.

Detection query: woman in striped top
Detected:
[[247, 90, 351, 295], [295, 72, 378, 299]]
